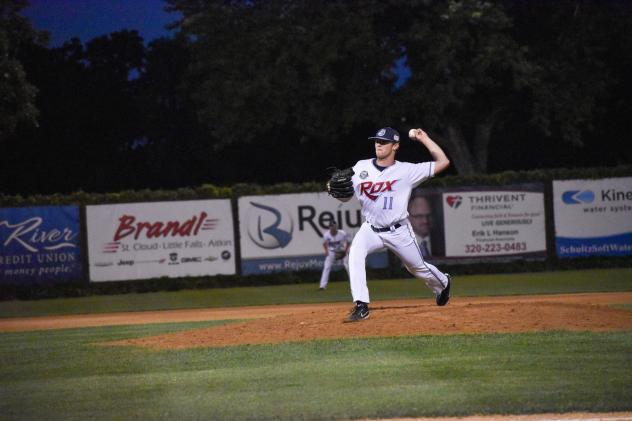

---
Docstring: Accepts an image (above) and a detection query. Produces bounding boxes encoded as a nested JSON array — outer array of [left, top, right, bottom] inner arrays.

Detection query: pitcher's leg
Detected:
[[319, 252, 334, 289], [410, 257, 448, 294], [385, 224, 448, 294], [348, 223, 384, 303]]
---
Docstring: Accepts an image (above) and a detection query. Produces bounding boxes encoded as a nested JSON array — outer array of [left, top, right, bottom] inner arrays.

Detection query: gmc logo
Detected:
[[359, 180, 398, 201]]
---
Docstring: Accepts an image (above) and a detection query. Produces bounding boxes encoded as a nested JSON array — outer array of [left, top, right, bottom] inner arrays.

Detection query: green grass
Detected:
[[0, 323, 630, 420], [1, 268, 631, 420], [1, 267, 631, 318]]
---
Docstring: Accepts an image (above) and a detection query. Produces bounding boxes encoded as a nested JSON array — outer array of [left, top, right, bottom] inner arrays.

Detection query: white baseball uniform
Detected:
[[319, 229, 350, 289], [348, 158, 448, 303]]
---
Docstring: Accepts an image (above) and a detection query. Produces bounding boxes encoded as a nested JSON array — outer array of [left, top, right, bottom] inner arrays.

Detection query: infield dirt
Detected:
[[2, 292, 631, 349], [3, 292, 631, 421]]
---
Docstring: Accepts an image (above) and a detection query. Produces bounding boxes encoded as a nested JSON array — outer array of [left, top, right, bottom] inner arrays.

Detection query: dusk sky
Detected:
[[23, 0, 179, 47], [23, 0, 412, 83]]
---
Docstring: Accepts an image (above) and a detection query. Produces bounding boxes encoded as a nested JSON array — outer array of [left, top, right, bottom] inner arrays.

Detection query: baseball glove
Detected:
[[334, 250, 346, 260], [327, 167, 355, 199]]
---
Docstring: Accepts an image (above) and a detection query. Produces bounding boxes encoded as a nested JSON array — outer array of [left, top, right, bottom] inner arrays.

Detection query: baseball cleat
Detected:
[[436, 273, 451, 306], [345, 301, 369, 322]]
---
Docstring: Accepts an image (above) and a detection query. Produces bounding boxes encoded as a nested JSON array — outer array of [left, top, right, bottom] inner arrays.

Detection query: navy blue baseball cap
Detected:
[[368, 127, 400, 142]]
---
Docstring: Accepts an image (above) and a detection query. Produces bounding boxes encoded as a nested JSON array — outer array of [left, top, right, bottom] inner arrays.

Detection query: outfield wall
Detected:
[[1, 167, 631, 288]]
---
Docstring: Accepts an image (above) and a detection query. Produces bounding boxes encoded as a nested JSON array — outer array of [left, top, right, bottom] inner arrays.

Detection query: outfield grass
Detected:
[[1, 268, 631, 420], [1, 267, 631, 318], [0, 322, 630, 420]]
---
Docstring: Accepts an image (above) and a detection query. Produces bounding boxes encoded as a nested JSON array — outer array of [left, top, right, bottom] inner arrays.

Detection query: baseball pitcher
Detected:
[[327, 126, 452, 322]]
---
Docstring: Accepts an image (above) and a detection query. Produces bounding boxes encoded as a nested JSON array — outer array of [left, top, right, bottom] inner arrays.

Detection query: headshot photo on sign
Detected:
[[408, 189, 445, 257]]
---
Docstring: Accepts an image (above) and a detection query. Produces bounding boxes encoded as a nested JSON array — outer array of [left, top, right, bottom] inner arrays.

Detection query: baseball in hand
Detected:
[[408, 129, 417, 139]]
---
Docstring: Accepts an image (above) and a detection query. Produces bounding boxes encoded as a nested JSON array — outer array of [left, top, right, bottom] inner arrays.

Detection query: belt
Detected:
[[371, 223, 402, 233]]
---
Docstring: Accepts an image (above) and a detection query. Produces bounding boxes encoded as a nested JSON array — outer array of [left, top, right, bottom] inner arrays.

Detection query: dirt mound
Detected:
[[365, 412, 632, 421], [106, 292, 632, 349]]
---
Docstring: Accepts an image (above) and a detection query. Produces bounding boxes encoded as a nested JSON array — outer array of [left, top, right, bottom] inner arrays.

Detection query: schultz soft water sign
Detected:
[[553, 177, 632, 257]]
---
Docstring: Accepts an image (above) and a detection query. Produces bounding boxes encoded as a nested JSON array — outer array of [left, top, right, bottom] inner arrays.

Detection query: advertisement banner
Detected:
[[407, 189, 446, 258], [553, 177, 632, 258], [87, 200, 236, 282], [440, 184, 547, 259], [238, 192, 388, 274], [0, 206, 82, 283]]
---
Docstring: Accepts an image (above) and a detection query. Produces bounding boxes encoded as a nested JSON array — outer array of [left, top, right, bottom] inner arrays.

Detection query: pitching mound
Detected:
[[105, 292, 632, 349], [365, 412, 632, 421]]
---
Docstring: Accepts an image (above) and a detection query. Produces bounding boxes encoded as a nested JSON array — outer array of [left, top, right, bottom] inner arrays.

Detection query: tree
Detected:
[[0, 0, 47, 142], [505, 0, 632, 169], [394, 1, 535, 174], [397, 0, 619, 174], [132, 34, 213, 189], [167, 0, 399, 148], [169, 0, 622, 177], [2, 30, 146, 194]]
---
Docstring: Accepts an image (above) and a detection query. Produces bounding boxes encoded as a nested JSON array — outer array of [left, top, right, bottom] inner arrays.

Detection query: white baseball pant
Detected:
[[320, 251, 349, 289], [348, 221, 448, 303]]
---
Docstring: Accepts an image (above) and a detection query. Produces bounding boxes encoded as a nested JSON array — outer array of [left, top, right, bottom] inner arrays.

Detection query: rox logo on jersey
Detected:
[[359, 180, 399, 201]]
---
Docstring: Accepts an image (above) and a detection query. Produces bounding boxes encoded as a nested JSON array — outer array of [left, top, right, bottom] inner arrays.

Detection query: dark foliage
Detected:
[[1, 0, 631, 194]]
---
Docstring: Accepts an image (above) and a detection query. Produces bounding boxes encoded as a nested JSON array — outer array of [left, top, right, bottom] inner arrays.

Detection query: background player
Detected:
[[328, 126, 452, 322], [319, 222, 350, 290]]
